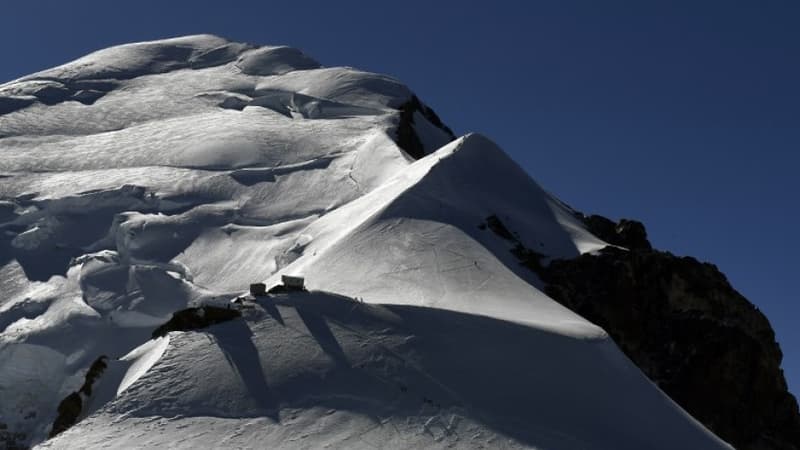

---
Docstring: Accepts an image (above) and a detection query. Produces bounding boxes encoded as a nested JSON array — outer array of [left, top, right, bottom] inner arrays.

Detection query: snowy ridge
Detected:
[[0, 35, 731, 449], [272, 134, 607, 336]]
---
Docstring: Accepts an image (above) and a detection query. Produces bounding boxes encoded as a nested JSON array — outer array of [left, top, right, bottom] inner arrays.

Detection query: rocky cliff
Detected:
[[540, 215, 800, 450]]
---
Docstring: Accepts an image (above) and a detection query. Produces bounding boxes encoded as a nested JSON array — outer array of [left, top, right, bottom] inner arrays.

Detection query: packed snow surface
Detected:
[[0, 35, 731, 449]]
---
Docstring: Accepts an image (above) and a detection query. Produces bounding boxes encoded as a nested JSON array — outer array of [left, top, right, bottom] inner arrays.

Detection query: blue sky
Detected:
[[3, 1, 798, 394]]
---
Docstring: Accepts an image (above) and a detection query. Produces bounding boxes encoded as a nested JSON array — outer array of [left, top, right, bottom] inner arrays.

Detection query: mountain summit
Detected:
[[0, 35, 796, 450]]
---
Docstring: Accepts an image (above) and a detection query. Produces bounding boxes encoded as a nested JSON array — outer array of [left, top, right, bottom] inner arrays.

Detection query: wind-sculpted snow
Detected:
[[18, 35, 253, 82], [0, 35, 731, 449], [234, 45, 321, 76]]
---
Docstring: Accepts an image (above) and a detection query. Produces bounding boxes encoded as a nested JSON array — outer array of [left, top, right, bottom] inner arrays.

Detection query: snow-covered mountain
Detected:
[[0, 34, 767, 449]]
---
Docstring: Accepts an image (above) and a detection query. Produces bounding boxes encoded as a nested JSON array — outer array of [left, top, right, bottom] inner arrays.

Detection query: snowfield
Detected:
[[0, 35, 731, 449]]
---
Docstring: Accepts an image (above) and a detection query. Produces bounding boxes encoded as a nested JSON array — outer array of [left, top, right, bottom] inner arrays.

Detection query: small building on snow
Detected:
[[250, 283, 267, 296], [281, 275, 305, 291]]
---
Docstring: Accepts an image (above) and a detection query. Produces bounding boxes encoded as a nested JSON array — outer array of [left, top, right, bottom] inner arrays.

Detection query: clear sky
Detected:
[[2, 1, 797, 394]]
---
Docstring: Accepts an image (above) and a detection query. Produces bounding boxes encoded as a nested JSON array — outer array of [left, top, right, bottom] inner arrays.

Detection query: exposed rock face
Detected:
[[49, 356, 109, 439], [544, 247, 800, 450], [485, 214, 800, 450], [151, 306, 241, 338], [395, 95, 456, 159], [579, 214, 652, 251], [0, 422, 27, 450]]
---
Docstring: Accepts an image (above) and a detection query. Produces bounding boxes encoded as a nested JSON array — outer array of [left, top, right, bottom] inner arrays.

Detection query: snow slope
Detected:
[[0, 35, 730, 449], [273, 134, 608, 336], [40, 293, 728, 450]]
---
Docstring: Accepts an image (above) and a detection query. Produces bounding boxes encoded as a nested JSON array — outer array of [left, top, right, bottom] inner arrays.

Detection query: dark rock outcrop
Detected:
[[395, 95, 455, 159], [483, 214, 546, 272], [484, 214, 800, 450], [151, 305, 241, 338], [49, 356, 109, 439], [485, 214, 516, 241], [579, 214, 652, 251], [543, 247, 800, 450], [0, 422, 27, 450]]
